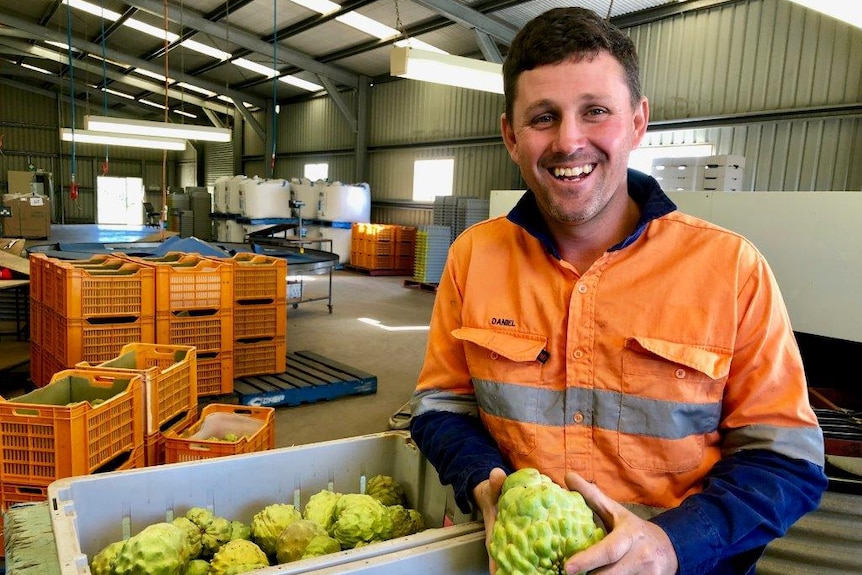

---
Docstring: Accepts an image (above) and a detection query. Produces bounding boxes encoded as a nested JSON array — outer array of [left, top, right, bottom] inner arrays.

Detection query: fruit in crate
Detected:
[[90, 540, 125, 575], [172, 517, 203, 558], [300, 533, 342, 558], [366, 474, 406, 506], [303, 489, 343, 532], [489, 468, 606, 575], [114, 522, 191, 575], [388, 504, 426, 538], [185, 507, 233, 558], [275, 518, 327, 563], [183, 559, 211, 575], [331, 493, 394, 549], [209, 539, 269, 575], [229, 519, 252, 541], [250, 503, 303, 557]]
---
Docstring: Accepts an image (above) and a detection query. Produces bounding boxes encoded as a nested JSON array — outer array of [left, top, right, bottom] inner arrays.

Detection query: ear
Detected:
[[631, 97, 649, 150], [501, 112, 518, 162]]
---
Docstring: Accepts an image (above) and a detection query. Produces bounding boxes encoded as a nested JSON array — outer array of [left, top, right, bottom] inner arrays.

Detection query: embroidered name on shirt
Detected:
[[491, 318, 516, 327]]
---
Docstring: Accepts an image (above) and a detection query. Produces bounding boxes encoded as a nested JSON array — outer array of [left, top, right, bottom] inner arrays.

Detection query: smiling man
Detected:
[[409, 7, 827, 575]]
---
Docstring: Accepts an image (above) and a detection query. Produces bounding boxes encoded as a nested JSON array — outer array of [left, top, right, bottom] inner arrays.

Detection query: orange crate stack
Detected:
[[0, 368, 144, 486], [197, 350, 234, 396], [163, 404, 275, 464], [350, 224, 416, 272], [234, 338, 286, 378], [143, 409, 196, 466]]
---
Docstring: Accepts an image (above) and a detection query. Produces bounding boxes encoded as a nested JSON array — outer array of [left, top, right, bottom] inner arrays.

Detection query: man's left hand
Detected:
[[563, 471, 679, 575]]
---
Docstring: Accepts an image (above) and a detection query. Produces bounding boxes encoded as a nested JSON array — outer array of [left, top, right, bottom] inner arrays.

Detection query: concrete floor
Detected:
[[22, 224, 435, 448]]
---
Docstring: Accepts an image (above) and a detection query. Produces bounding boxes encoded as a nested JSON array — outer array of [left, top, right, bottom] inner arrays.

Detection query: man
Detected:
[[409, 7, 827, 575]]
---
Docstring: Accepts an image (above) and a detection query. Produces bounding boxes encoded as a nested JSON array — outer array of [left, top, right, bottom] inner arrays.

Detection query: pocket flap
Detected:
[[628, 336, 731, 380], [452, 327, 547, 362]]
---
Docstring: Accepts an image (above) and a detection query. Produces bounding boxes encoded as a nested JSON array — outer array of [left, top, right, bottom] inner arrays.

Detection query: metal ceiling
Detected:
[[0, 0, 726, 126]]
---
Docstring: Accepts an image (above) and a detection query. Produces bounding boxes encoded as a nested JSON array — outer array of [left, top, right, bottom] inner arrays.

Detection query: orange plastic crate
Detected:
[[29, 299, 43, 346], [0, 369, 144, 486], [233, 338, 286, 378], [76, 343, 197, 435], [219, 253, 287, 303], [47, 259, 154, 320], [29, 342, 66, 389], [163, 404, 275, 464], [155, 310, 232, 353], [196, 351, 234, 397], [234, 301, 286, 340], [51, 314, 156, 367], [144, 408, 196, 466], [129, 253, 233, 313]]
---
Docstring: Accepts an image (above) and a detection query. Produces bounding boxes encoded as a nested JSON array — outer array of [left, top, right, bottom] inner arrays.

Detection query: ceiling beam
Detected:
[[410, 0, 519, 44]]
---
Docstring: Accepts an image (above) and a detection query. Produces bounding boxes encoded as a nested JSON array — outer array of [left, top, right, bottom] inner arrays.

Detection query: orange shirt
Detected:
[[413, 193, 824, 508]]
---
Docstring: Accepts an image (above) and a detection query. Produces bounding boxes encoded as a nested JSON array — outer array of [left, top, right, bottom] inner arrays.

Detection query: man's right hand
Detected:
[[473, 467, 508, 575]]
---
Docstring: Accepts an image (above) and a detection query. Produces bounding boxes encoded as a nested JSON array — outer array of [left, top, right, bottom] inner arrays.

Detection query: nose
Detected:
[[552, 115, 587, 154]]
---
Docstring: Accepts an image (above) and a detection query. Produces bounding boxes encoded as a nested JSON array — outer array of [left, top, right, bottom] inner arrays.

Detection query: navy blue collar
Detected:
[[507, 169, 677, 259]]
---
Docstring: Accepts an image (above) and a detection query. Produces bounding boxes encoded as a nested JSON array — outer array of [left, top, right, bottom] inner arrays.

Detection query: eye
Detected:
[[530, 113, 555, 127], [585, 107, 609, 118]]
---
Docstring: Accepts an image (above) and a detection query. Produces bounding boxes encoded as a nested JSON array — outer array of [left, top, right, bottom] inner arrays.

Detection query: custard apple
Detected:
[[366, 474, 406, 506], [250, 503, 302, 557], [388, 505, 425, 538], [114, 522, 190, 575], [208, 539, 268, 575], [275, 519, 326, 563], [90, 540, 125, 575], [331, 493, 394, 549], [300, 534, 342, 559], [303, 490, 342, 533]]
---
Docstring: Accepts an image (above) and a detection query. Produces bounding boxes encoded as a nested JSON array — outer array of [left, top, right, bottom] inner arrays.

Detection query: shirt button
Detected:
[[573, 349, 584, 359], [490, 352, 499, 360], [675, 368, 686, 379], [577, 284, 588, 294], [573, 411, 584, 424]]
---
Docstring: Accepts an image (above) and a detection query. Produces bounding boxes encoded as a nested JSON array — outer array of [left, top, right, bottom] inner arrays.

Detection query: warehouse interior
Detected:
[[0, 0, 861, 573]]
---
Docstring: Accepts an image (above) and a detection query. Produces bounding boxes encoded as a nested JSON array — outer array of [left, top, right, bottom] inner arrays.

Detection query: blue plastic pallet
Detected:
[[232, 350, 377, 407]]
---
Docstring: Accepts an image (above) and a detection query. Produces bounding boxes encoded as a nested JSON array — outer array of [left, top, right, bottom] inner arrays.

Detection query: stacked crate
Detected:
[[0, 368, 145, 554], [220, 253, 287, 378], [28, 253, 155, 388], [76, 343, 197, 466], [163, 404, 275, 463], [350, 224, 417, 274], [413, 225, 451, 284], [126, 253, 234, 397]]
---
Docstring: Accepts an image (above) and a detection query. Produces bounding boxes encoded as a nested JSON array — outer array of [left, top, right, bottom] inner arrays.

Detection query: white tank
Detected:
[[319, 226, 352, 265], [317, 181, 371, 223], [290, 177, 320, 220], [240, 178, 291, 219], [224, 219, 246, 243], [213, 219, 227, 242], [226, 175, 248, 215], [213, 176, 230, 213]]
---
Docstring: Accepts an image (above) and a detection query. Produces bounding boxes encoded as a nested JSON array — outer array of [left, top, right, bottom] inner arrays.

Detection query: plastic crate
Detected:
[[234, 302, 286, 340], [48, 431, 480, 575], [233, 338, 286, 378], [29, 342, 67, 389], [163, 404, 275, 464], [196, 350, 234, 396], [129, 253, 233, 313], [155, 309, 232, 353], [76, 343, 197, 435], [47, 259, 155, 320], [143, 408, 196, 466], [51, 313, 156, 367], [0, 369, 144, 486], [221, 253, 287, 303]]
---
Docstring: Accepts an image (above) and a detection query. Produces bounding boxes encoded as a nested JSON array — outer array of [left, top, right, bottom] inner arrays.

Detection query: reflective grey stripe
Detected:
[[723, 424, 826, 466], [473, 378, 721, 440], [411, 389, 479, 418]]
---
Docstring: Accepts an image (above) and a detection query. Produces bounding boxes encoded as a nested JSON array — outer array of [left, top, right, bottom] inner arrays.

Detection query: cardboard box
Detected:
[[1, 194, 51, 239], [7, 171, 34, 195]]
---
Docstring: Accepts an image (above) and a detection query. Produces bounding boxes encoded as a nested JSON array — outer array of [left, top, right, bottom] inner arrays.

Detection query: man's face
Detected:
[[501, 51, 648, 228]]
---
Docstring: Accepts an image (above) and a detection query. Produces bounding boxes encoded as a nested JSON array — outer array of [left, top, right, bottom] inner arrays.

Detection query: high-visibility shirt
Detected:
[[411, 170, 825, 512]]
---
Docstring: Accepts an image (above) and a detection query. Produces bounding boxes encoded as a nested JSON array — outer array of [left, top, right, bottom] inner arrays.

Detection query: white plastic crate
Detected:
[[49, 431, 481, 575]]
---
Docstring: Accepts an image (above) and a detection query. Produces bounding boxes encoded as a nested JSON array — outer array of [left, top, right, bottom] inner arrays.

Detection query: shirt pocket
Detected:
[[452, 327, 547, 456], [618, 336, 731, 472]]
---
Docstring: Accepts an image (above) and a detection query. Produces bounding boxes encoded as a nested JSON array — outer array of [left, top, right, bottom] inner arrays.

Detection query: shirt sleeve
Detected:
[[650, 448, 828, 575], [410, 410, 512, 514]]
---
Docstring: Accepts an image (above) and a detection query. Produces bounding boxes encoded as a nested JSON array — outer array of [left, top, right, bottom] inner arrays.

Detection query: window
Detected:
[[304, 163, 329, 181], [413, 158, 454, 202], [628, 144, 714, 174]]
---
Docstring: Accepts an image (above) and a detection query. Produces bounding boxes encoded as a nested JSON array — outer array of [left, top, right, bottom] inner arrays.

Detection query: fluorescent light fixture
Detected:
[[279, 75, 323, 92], [173, 109, 197, 119], [289, 0, 339, 15], [176, 82, 217, 97], [139, 98, 167, 110], [180, 39, 231, 61], [233, 58, 278, 78], [20, 63, 52, 75], [134, 68, 173, 83], [786, 0, 862, 29], [63, 0, 120, 19], [394, 38, 447, 54], [336, 12, 398, 40], [86, 115, 231, 142], [123, 19, 179, 42], [101, 87, 136, 100], [60, 128, 186, 151], [390, 46, 503, 94]]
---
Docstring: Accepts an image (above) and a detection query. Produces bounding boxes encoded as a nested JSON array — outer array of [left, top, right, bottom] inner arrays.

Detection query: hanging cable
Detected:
[[270, 0, 278, 177], [606, 0, 615, 21], [66, 0, 78, 201], [161, 0, 170, 230], [100, 0, 109, 175]]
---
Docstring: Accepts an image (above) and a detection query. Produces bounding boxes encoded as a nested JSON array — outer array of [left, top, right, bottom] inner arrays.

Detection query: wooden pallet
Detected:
[[232, 350, 377, 408], [344, 265, 411, 277], [402, 279, 439, 293]]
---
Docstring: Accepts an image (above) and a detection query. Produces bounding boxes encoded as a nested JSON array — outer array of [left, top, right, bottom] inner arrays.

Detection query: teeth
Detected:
[[554, 164, 594, 177]]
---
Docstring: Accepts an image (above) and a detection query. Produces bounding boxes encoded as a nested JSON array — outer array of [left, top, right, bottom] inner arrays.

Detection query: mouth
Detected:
[[551, 163, 595, 181]]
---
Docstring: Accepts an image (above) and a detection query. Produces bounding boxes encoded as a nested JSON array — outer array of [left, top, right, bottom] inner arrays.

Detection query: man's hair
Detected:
[[502, 7, 642, 118]]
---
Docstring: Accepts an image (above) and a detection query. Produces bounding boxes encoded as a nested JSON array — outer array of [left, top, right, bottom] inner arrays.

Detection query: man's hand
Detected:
[[473, 467, 508, 575], [564, 472, 679, 575]]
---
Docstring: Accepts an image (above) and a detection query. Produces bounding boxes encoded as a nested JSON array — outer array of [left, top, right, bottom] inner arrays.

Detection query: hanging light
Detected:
[[85, 115, 232, 142], [60, 128, 187, 151], [390, 46, 503, 94]]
